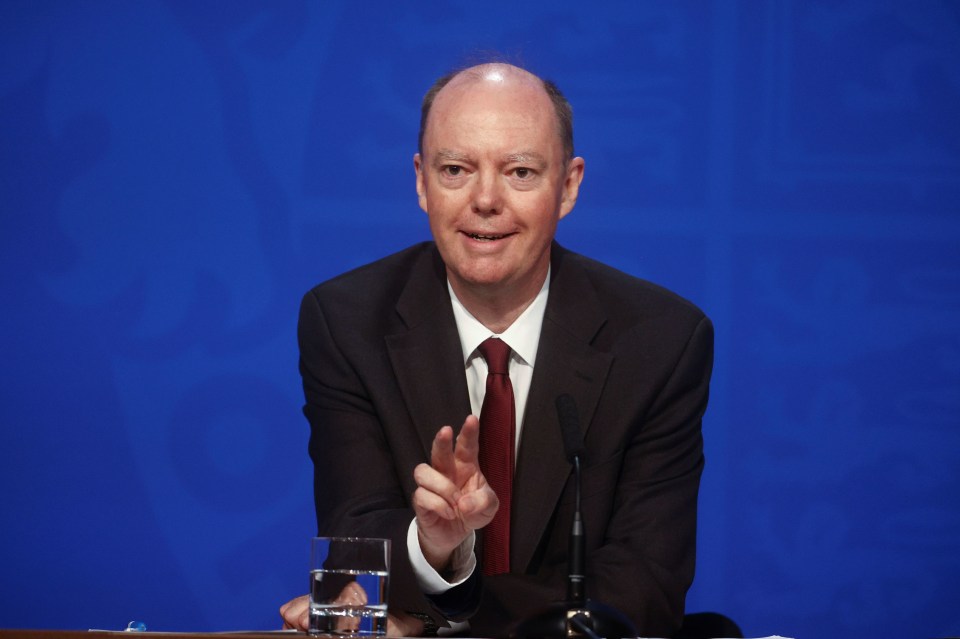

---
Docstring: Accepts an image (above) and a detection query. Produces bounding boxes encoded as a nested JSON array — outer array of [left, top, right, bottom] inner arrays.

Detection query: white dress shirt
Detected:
[[406, 269, 551, 597]]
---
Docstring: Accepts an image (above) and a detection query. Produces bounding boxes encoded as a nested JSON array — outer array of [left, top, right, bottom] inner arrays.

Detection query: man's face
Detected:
[[415, 69, 584, 302]]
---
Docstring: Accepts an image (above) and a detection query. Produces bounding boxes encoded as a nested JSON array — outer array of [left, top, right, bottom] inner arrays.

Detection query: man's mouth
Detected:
[[465, 232, 511, 241]]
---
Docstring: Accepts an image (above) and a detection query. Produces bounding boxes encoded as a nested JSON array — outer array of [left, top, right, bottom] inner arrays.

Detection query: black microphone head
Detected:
[[555, 393, 585, 462]]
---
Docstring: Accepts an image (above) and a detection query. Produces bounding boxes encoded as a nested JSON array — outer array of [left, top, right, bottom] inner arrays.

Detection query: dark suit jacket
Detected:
[[298, 241, 712, 637]]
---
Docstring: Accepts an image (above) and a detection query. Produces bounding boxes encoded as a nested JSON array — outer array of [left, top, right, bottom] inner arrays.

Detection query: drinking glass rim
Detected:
[[312, 536, 391, 544]]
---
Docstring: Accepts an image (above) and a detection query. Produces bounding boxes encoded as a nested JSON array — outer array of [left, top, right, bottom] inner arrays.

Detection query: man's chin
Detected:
[[450, 270, 511, 290]]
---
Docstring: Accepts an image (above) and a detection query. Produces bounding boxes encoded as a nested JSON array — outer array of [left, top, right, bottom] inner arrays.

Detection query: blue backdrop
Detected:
[[2, 2, 958, 638]]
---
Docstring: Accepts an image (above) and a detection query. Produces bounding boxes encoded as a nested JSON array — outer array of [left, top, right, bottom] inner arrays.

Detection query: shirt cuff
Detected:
[[406, 518, 476, 595]]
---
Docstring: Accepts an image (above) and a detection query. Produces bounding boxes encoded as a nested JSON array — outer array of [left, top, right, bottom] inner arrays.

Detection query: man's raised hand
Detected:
[[412, 414, 498, 571]]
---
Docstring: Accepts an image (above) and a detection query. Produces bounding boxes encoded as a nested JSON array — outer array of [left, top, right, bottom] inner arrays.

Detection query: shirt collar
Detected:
[[448, 267, 550, 368]]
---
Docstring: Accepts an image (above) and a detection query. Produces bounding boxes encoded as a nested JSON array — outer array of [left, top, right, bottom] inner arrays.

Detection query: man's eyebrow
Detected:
[[433, 149, 471, 164], [504, 152, 548, 168], [430, 149, 550, 168]]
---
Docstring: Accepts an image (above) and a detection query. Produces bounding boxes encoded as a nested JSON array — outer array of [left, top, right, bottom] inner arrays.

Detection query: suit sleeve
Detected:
[[591, 314, 711, 635], [475, 315, 713, 638], [298, 290, 442, 619]]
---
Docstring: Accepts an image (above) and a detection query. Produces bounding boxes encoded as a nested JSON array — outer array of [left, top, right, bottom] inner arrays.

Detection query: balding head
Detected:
[[418, 63, 575, 161]]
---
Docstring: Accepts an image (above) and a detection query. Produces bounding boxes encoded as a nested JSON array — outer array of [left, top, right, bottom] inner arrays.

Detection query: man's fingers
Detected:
[[430, 425, 456, 477], [279, 594, 310, 631], [413, 462, 461, 506], [413, 485, 456, 521], [454, 415, 481, 465], [335, 581, 368, 606], [458, 483, 499, 529]]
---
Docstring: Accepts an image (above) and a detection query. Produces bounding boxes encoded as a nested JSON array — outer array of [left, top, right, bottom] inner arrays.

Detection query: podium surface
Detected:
[[0, 632, 295, 639]]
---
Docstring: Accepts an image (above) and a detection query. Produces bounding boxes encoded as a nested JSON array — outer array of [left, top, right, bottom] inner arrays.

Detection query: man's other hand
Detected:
[[279, 594, 309, 631], [279, 593, 426, 636]]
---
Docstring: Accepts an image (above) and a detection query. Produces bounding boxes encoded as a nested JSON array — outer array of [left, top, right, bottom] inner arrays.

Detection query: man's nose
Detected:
[[471, 170, 502, 215]]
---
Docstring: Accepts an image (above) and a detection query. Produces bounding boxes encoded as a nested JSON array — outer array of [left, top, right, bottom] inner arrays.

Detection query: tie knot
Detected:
[[479, 337, 511, 375]]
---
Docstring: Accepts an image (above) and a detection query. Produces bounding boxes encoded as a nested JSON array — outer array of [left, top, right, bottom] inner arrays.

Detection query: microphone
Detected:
[[511, 395, 637, 639], [556, 393, 585, 461], [555, 393, 586, 605]]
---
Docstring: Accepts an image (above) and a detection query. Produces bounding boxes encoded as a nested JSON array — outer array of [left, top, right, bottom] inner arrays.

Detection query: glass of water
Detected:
[[309, 537, 390, 636]]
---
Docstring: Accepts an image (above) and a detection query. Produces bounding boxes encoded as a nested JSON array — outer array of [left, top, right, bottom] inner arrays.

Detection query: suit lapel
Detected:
[[386, 247, 472, 459], [511, 246, 612, 572]]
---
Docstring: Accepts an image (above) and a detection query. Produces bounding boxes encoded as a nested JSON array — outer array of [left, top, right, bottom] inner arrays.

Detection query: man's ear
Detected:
[[414, 153, 428, 213], [558, 156, 585, 220]]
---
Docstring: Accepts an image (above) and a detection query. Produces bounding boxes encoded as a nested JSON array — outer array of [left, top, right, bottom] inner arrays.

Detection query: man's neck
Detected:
[[447, 270, 549, 334]]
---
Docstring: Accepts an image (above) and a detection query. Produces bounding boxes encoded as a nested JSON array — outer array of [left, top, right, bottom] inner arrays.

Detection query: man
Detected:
[[281, 63, 712, 637]]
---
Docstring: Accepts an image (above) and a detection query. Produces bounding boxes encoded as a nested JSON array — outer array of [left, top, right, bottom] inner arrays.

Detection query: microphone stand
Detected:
[[510, 397, 637, 639]]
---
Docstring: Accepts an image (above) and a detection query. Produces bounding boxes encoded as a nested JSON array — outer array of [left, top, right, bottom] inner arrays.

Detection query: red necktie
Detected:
[[477, 337, 515, 576]]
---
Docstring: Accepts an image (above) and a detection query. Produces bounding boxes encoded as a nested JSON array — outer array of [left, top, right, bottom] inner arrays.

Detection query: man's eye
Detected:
[[443, 166, 463, 177], [514, 168, 532, 179]]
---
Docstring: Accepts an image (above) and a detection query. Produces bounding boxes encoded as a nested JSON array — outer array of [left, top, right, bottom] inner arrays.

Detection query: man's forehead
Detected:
[[427, 67, 555, 136], [424, 102, 561, 165], [420, 62, 568, 162]]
